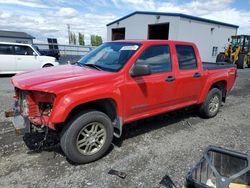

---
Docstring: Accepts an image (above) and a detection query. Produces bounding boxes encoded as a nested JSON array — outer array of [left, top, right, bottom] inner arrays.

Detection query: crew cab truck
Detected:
[[10, 40, 237, 164]]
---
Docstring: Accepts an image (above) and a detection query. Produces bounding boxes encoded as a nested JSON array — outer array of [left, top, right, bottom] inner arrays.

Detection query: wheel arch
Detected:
[[42, 63, 54, 68], [209, 80, 227, 102], [65, 98, 118, 123], [199, 79, 227, 104]]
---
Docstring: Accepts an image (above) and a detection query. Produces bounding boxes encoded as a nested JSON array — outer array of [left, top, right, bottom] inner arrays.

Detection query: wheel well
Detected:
[[210, 80, 227, 102], [65, 99, 117, 123], [43, 63, 54, 68]]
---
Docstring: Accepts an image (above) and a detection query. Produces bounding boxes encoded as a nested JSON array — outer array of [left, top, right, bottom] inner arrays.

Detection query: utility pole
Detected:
[[67, 24, 70, 45]]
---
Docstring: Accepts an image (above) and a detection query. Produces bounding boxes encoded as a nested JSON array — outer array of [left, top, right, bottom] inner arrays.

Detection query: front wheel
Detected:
[[198, 88, 222, 118], [60, 110, 113, 164], [237, 54, 247, 69]]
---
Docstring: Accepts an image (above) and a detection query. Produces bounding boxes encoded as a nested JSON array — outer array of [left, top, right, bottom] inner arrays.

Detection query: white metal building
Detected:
[[107, 11, 238, 62], [0, 30, 35, 44]]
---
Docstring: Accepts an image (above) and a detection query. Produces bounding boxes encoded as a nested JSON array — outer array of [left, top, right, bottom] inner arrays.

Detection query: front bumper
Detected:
[[5, 101, 31, 135]]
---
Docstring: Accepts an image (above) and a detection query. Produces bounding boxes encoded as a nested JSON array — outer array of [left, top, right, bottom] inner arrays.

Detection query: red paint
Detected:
[[11, 40, 237, 129]]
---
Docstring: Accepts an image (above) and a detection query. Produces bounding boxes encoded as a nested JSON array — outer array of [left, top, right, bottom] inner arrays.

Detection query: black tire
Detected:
[[198, 88, 222, 118], [43, 64, 53, 68], [60, 110, 113, 164], [237, 54, 247, 69], [225, 58, 233, 64], [216, 53, 225, 63]]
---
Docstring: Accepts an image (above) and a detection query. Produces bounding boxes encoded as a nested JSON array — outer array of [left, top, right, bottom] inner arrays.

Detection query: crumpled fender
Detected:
[[49, 84, 123, 124]]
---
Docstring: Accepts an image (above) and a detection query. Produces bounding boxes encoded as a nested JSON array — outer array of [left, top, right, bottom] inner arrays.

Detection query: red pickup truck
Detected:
[[10, 40, 237, 164]]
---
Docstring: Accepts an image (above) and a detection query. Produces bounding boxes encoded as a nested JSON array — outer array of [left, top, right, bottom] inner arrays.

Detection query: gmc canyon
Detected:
[[10, 40, 237, 163]]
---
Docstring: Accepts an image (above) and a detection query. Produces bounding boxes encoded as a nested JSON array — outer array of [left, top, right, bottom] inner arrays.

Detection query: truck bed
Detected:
[[203, 62, 236, 70]]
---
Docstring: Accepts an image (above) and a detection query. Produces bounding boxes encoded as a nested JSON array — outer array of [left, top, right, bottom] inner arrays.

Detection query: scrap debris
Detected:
[[182, 120, 192, 127], [108, 169, 127, 179], [160, 175, 176, 188]]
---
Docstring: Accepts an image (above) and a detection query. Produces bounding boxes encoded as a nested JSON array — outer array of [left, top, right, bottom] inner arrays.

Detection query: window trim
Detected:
[[14, 45, 35, 56], [0, 44, 14, 55], [133, 44, 172, 74], [175, 45, 198, 70], [212, 46, 218, 57]]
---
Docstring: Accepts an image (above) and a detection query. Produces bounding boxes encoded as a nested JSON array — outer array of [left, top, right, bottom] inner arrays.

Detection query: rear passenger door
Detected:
[[0, 44, 16, 73], [125, 44, 176, 118], [174, 45, 203, 103]]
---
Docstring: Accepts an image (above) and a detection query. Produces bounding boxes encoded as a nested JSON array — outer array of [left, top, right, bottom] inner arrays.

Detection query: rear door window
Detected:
[[135, 45, 172, 73], [176, 45, 197, 70], [0, 44, 13, 55], [14, 46, 34, 55]]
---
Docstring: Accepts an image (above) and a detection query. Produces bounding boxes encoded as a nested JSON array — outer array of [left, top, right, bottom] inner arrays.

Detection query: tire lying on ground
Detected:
[[237, 54, 247, 69], [60, 110, 114, 164], [198, 88, 222, 118]]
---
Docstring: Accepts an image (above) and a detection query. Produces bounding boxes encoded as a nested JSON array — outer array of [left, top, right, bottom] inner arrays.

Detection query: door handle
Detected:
[[166, 76, 176, 82], [193, 72, 201, 78]]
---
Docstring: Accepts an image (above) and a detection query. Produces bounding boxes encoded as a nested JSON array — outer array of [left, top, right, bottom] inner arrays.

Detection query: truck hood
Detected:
[[12, 64, 114, 93]]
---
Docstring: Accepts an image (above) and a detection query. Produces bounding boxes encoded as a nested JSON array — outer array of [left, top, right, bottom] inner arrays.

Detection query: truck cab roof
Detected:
[[111, 40, 195, 45]]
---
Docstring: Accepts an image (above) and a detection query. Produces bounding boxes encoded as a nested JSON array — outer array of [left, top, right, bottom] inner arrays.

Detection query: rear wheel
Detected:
[[237, 54, 247, 69], [198, 88, 222, 118], [60, 110, 113, 164], [216, 53, 225, 62]]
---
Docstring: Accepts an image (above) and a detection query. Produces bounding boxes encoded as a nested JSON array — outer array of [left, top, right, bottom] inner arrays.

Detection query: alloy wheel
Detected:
[[76, 122, 107, 156], [208, 95, 220, 114]]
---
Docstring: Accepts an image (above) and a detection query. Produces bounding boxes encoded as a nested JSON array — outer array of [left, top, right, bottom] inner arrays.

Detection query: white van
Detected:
[[0, 42, 59, 74]]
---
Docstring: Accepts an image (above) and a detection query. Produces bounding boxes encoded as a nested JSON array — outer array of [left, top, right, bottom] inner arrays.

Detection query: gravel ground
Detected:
[[0, 69, 250, 188]]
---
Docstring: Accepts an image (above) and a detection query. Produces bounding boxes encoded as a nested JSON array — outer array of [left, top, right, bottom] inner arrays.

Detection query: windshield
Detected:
[[78, 42, 141, 72], [231, 36, 244, 46], [31, 45, 41, 55]]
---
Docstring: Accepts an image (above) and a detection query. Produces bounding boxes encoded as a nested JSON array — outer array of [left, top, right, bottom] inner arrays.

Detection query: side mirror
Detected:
[[130, 64, 151, 77], [33, 51, 37, 56]]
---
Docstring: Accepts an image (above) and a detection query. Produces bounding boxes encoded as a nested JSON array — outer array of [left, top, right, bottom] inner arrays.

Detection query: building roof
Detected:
[[0, 30, 35, 39], [107, 11, 239, 28]]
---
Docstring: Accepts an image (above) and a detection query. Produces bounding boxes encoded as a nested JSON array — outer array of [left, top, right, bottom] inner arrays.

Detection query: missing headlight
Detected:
[[21, 98, 29, 116], [19, 90, 29, 116], [39, 102, 53, 116]]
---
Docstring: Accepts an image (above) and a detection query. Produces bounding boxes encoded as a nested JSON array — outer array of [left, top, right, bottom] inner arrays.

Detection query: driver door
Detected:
[[124, 44, 177, 120]]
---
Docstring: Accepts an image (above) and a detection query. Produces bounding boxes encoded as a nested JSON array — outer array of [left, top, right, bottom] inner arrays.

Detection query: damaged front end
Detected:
[[5, 87, 56, 135]]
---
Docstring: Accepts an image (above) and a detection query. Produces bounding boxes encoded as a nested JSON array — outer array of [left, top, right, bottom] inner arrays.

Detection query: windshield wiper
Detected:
[[75, 62, 83, 67], [83, 64, 103, 71]]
